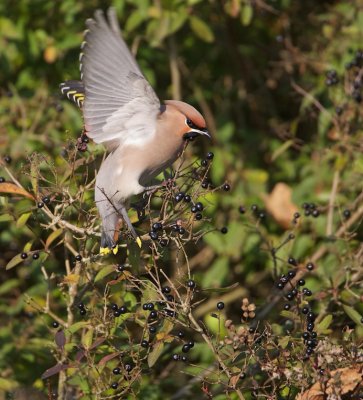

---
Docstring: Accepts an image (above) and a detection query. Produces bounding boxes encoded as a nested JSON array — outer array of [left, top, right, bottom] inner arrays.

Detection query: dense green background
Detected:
[[0, 0, 362, 399]]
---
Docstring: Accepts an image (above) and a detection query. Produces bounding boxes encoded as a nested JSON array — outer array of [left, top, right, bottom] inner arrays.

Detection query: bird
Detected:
[[60, 8, 210, 255]]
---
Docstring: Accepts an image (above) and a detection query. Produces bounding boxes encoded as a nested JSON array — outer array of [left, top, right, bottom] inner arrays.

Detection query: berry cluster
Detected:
[[302, 202, 320, 218], [37, 195, 51, 209], [111, 302, 128, 317], [325, 69, 339, 86], [78, 302, 87, 316], [77, 134, 89, 152]]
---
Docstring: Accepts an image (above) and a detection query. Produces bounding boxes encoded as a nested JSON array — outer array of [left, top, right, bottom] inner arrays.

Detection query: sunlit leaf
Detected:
[[0, 182, 34, 200]]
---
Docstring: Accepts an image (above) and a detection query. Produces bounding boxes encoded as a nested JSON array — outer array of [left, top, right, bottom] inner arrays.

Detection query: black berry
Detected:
[[21, 252, 28, 259], [182, 344, 190, 353], [187, 279, 196, 289], [124, 363, 133, 372], [217, 302, 225, 310], [52, 321, 59, 328], [206, 152, 214, 160], [306, 262, 314, 271], [220, 227, 228, 234], [301, 307, 309, 314], [149, 231, 158, 240], [343, 209, 351, 219], [42, 196, 50, 204]]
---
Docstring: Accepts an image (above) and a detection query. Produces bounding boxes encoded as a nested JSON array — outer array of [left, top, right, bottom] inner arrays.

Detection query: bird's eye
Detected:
[[186, 118, 197, 129]]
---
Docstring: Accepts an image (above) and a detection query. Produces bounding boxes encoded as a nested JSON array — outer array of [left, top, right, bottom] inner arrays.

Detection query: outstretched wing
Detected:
[[81, 8, 160, 149]]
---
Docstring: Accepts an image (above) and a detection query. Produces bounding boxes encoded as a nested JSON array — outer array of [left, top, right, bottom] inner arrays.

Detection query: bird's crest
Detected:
[[59, 80, 85, 109]]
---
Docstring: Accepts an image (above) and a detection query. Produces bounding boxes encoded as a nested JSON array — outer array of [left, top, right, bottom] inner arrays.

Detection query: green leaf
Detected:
[[203, 231, 225, 254], [203, 256, 229, 287], [0, 214, 13, 222], [0, 377, 19, 390], [278, 336, 290, 349], [280, 310, 300, 323], [147, 341, 164, 367], [241, 4, 253, 26], [82, 327, 94, 350], [68, 321, 89, 334], [125, 11, 147, 32], [316, 314, 333, 334], [94, 265, 115, 283], [16, 212, 31, 228], [6, 253, 24, 270], [0, 279, 20, 295], [190, 16, 214, 43], [343, 305, 362, 325]]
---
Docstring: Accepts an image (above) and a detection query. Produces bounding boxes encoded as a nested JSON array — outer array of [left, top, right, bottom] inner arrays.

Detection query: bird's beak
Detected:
[[183, 129, 211, 140]]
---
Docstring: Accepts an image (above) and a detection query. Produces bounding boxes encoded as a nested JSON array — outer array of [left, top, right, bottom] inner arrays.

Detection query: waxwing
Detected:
[[60, 8, 210, 254]]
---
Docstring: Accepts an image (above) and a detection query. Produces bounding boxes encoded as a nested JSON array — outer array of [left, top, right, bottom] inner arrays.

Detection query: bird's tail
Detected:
[[59, 80, 85, 108]]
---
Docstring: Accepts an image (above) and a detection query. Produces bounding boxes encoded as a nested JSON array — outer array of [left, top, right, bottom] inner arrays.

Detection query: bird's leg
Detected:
[[117, 204, 142, 248]]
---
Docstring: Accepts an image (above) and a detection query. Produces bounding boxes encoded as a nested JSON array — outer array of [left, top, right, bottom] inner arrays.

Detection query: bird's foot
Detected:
[[144, 179, 174, 198], [100, 244, 119, 255]]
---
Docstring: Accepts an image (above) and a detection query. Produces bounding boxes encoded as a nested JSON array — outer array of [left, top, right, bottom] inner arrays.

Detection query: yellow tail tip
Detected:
[[112, 245, 119, 255], [136, 237, 142, 248]]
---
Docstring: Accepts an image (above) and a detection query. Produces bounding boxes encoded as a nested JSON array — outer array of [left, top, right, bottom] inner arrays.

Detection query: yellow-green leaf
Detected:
[[316, 314, 333, 334], [95, 265, 115, 283], [148, 341, 164, 367], [45, 228, 63, 250], [82, 327, 94, 350], [343, 305, 362, 325], [241, 4, 253, 26], [190, 16, 214, 43], [0, 377, 19, 390], [16, 212, 31, 228], [68, 321, 89, 334], [6, 254, 24, 270]]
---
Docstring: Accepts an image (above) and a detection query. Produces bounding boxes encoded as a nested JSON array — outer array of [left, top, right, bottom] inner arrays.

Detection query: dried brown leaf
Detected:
[[297, 366, 363, 399], [263, 182, 299, 229], [41, 363, 70, 379], [0, 182, 34, 200]]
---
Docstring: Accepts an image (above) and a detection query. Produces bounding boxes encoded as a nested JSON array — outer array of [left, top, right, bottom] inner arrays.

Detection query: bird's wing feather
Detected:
[[81, 8, 160, 148]]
